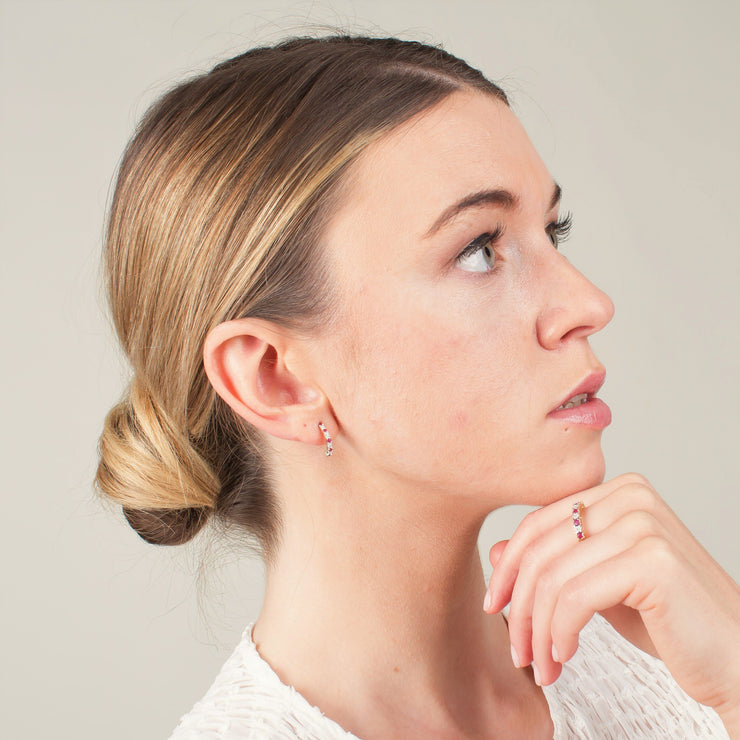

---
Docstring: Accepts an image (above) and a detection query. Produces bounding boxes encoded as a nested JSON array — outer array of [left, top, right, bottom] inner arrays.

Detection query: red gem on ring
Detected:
[[572, 501, 586, 542]]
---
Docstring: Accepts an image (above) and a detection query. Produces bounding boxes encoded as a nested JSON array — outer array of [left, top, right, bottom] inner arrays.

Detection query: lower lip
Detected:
[[547, 398, 612, 429]]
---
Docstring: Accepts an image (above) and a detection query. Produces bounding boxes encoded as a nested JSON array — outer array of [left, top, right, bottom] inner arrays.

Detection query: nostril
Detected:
[[561, 324, 596, 343], [536, 307, 571, 349]]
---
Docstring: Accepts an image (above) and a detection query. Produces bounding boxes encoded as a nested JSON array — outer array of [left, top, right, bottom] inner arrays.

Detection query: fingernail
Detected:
[[510, 644, 520, 668], [551, 644, 560, 662], [483, 590, 492, 612], [532, 662, 541, 686]]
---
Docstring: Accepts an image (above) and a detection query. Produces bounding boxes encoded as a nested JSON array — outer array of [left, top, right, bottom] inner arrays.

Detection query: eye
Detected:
[[546, 212, 573, 249], [456, 226, 504, 273]]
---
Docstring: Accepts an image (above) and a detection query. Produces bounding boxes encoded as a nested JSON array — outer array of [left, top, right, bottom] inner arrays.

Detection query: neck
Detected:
[[251, 453, 539, 736], [260, 487, 493, 667]]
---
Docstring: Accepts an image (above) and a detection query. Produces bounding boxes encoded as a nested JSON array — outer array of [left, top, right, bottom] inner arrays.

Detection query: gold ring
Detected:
[[572, 501, 586, 542]]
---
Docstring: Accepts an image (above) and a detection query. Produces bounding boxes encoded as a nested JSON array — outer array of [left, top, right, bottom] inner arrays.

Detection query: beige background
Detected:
[[2, 1, 738, 737]]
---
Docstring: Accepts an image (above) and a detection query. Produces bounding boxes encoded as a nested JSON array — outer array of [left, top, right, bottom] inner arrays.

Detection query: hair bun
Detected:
[[96, 379, 218, 546], [122, 506, 210, 546]]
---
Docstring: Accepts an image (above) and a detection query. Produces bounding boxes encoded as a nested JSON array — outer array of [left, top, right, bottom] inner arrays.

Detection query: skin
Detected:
[[203, 90, 740, 738]]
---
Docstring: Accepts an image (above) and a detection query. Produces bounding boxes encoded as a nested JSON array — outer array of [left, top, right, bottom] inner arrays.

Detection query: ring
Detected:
[[572, 501, 586, 542]]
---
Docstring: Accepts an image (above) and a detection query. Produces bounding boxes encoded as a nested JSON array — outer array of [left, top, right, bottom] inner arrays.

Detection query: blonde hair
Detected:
[[95, 35, 508, 558]]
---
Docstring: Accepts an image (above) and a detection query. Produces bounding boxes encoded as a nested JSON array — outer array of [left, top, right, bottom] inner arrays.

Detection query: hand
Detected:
[[483, 473, 740, 730]]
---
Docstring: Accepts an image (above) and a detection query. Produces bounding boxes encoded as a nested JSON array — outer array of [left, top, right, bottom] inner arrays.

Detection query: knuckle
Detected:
[[506, 608, 532, 642], [621, 481, 662, 514], [537, 564, 560, 593], [520, 546, 544, 576], [620, 509, 660, 539], [619, 472, 652, 488], [559, 578, 585, 611], [639, 535, 677, 572], [518, 509, 541, 537]]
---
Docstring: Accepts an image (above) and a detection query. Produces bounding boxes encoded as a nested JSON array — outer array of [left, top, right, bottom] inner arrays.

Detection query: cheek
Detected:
[[330, 282, 531, 482]]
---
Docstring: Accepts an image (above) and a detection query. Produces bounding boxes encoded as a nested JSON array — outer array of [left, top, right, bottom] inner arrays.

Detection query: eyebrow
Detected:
[[423, 182, 562, 239]]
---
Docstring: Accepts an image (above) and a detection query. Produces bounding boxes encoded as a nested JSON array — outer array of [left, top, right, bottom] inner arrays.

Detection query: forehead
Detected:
[[335, 90, 552, 233]]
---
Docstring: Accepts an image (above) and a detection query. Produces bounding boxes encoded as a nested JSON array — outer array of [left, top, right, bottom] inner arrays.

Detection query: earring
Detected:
[[318, 421, 333, 456]]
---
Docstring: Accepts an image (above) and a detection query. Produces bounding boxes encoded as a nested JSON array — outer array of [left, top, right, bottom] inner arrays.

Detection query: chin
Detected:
[[460, 438, 608, 511], [510, 444, 607, 509], [546, 448, 607, 503]]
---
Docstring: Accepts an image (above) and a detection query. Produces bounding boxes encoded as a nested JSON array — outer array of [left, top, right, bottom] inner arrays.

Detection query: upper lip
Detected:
[[550, 369, 606, 413]]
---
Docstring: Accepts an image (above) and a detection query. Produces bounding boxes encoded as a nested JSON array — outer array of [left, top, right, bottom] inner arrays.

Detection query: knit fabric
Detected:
[[169, 613, 728, 738]]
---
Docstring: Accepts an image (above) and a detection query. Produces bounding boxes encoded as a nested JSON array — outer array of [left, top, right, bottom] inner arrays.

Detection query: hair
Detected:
[[95, 34, 509, 560]]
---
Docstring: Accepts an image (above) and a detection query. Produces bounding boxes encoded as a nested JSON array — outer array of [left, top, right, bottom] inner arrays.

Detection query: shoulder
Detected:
[[542, 612, 729, 739], [168, 625, 358, 740]]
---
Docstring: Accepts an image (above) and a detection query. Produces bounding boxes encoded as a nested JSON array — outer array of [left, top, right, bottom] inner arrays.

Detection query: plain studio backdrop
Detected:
[[2, 1, 738, 737]]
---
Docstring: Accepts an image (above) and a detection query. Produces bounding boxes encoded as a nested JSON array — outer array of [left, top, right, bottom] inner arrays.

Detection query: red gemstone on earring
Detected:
[[574, 519, 580, 526], [577, 532, 584, 540]]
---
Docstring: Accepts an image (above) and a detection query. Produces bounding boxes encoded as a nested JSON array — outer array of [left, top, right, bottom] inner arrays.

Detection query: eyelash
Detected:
[[455, 212, 574, 268], [456, 224, 506, 264], [547, 212, 573, 249]]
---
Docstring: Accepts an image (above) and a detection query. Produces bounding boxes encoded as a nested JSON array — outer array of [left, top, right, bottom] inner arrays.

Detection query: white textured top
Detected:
[[169, 613, 728, 738]]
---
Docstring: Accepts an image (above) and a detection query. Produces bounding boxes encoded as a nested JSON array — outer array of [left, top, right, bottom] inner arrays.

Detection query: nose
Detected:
[[535, 253, 614, 350]]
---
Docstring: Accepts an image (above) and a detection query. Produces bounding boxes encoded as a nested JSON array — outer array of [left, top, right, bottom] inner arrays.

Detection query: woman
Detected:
[[96, 35, 740, 738]]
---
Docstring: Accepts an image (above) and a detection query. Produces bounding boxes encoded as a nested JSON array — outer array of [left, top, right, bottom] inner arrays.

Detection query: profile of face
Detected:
[[310, 90, 615, 512]]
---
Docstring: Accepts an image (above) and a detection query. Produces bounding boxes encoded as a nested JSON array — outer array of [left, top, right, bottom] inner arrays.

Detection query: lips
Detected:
[[545, 369, 611, 429], [550, 369, 606, 414]]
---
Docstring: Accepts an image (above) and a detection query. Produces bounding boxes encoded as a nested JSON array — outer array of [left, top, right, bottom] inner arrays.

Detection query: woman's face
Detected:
[[315, 90, 614, 510]]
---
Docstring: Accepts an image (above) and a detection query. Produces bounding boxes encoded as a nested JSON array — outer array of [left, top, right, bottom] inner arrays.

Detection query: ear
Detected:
[[203, 318, 332, 447]]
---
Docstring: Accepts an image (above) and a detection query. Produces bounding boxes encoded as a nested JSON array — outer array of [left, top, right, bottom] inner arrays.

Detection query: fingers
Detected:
[[548, 539, 664, 668], [483, 473, 740, 717], [484, 473, 687, 615], [528, 519, 670, 684], [484, 473, 652, 614], [488, 540, 508, 569], [507, 511, 659, 671], [483, 473, 680, 685]]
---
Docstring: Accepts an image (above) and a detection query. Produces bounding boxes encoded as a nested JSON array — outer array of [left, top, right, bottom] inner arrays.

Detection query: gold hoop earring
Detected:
[[318, 421, 333, 456]]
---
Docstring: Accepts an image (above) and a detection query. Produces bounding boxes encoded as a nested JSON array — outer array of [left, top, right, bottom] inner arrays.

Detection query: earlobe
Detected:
[[202, 318, 330, 446]]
